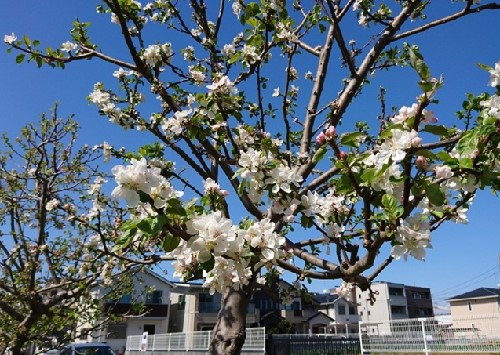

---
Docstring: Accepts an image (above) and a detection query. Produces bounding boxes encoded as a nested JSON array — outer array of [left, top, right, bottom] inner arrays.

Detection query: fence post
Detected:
[[358, 322, 365, 354], [420, 318, 429, 355]]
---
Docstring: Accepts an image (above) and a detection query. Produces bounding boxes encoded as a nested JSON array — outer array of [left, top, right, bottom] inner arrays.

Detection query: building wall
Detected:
[[78, 270, 172, 351], [450, 297, 500, 318], [358, 282, 434, 324], [169, 283, 258, 333], [450, 298, 500, 338], [405, 285, 434, 318]]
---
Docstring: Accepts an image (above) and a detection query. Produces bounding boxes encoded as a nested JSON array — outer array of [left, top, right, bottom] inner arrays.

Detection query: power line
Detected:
[[432, 265, 499, 300]]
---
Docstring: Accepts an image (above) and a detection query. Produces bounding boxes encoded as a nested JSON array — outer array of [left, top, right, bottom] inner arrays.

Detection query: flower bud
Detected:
[[415, 155, 427, 169]]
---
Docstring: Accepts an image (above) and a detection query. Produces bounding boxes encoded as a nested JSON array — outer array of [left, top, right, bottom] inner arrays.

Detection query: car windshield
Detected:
[[74, 347, 115, 355]]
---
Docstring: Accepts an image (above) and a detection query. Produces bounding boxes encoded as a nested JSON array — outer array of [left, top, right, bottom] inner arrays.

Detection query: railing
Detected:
[[359, 313, 500, 354], [126, 327, 265, 354], [266, 334, 360, 355]]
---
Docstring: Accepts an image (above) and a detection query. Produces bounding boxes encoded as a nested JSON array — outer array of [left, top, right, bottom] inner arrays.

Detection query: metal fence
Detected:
[[359, 314, 500, 354], [125, 327, 265, 355], [266, 334, 361, 355]]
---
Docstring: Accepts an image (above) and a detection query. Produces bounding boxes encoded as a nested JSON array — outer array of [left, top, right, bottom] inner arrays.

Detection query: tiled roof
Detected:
[[448, 288, 500, 301]]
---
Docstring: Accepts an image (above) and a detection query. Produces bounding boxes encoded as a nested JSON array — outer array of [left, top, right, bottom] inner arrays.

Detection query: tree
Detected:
[[4, 1, 500, 354], [0, 108, 130, 354]]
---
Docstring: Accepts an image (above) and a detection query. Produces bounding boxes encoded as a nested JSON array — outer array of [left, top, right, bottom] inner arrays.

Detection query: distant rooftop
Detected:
[[448, 287, 500, 301]]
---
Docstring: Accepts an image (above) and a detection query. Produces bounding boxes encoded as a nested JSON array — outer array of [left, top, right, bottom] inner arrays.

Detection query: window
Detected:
[[146, 290, 163, 304], [391, 305, 407, 315], [359, 311, 363, 316], [292, 301, 302, 316], [199, 293, 221, 313], [412, 291, 430, 299], [338, 304, 346, 315], [468, 302, 472, 311], [389, 287, 404, 297], [107, 323, 127, 339], [178, 295, 186, 310], [349, 305, 355, 315], [143, 324, 155, 335], [118, 294, 132, 303]]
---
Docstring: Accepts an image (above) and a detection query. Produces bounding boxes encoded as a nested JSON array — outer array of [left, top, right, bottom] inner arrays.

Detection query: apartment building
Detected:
[[358, 281, 434, 324]]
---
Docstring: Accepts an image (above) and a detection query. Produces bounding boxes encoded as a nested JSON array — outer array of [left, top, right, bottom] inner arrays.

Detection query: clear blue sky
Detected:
[[1, 1, 499, 313]]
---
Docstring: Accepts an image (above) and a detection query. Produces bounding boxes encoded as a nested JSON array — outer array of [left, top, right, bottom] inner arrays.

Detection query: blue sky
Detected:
[[1, 1, 499, 312]]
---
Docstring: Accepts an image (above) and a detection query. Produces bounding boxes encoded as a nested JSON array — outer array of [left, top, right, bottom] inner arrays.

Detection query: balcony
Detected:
[[104, 302, 169, 317]]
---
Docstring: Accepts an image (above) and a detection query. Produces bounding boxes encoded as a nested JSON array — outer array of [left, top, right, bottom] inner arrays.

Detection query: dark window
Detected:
[[389, 287, 404, 297], [146, 290, 162, 304], [107, 323, 127, 339], [178, 295, 186, 310], [468, 302, 472, 311], [199, 293, 221, 313], [391, 305, 407, 315], [118, 294, 132, 303], [144, 324, 156, 335], [338, 304, 346, 315], [412, 291, 430, 299], [349, 305, 355, 314]]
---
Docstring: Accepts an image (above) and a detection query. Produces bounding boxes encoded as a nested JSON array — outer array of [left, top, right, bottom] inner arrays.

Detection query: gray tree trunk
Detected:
[[209, 285, 252, 355]]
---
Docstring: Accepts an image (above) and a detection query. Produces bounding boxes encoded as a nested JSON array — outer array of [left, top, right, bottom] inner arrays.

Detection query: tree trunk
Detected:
[[209, 285, 252, 355]]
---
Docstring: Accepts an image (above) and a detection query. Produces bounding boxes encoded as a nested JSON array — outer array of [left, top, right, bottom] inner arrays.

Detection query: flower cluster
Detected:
[[169, 212, 286, 294], [111, 158, 183, 208], [391, 214, 432, 261], [141, 43, 172, 66], [481, 60, 500, 120]]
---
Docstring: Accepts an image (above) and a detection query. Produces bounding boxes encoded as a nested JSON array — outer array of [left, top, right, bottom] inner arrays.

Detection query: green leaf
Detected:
[[422, 125, 450, 137], [425, 183, 446, 206], [15, 54, 25, 64], [312, 145, 327, 163], [382, 193, 397, 211], [340, 131, 364, 148], [23, 34, 31, 47], [408, 45, 430, 81], [201, 254, 215, 271], [162, 235, 180, 252]]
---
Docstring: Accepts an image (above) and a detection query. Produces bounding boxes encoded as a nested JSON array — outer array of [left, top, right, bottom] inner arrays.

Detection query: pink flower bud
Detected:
[[415, 156, 427, 169], [316, 132, 326, 145], [339, 151, 348, 160], [325, 126, 336, 139], [435, 165, 453, 179], [219, 189, 229, 197], [241, 170, 251, 179], [411, 137, 422, 146]]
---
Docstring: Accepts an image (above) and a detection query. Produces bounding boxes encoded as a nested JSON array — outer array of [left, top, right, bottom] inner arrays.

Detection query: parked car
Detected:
[[60, 343, 115, 355]]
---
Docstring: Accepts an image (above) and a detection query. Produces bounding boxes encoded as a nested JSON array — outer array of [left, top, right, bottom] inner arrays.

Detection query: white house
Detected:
[[77, 268, 174, 352]]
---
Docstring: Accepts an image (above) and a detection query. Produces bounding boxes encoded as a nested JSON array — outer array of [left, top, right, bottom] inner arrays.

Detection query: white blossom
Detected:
[[61, 41, 78, 52], [488, 61, 500, 87], [46, 198, 60, 211], [481, 95, 500, 120], [141, 43, 172, 66], [391, 214, 432, 261], [3, 33, 17, 44]]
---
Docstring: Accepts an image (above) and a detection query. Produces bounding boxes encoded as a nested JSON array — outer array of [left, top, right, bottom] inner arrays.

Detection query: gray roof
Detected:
[[448, 288, 500, 301], [314, 293, 339, 304]]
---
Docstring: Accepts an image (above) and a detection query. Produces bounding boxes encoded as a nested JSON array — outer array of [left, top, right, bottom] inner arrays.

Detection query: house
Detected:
[[252, 280, 319, 334], [358, 282, 434, 325], [448, 287, 500, 338], [77, 268, 174, 352], [314, 293, 359, 337], [169, 280, 328, 335], [169, 282, 260, 332]]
